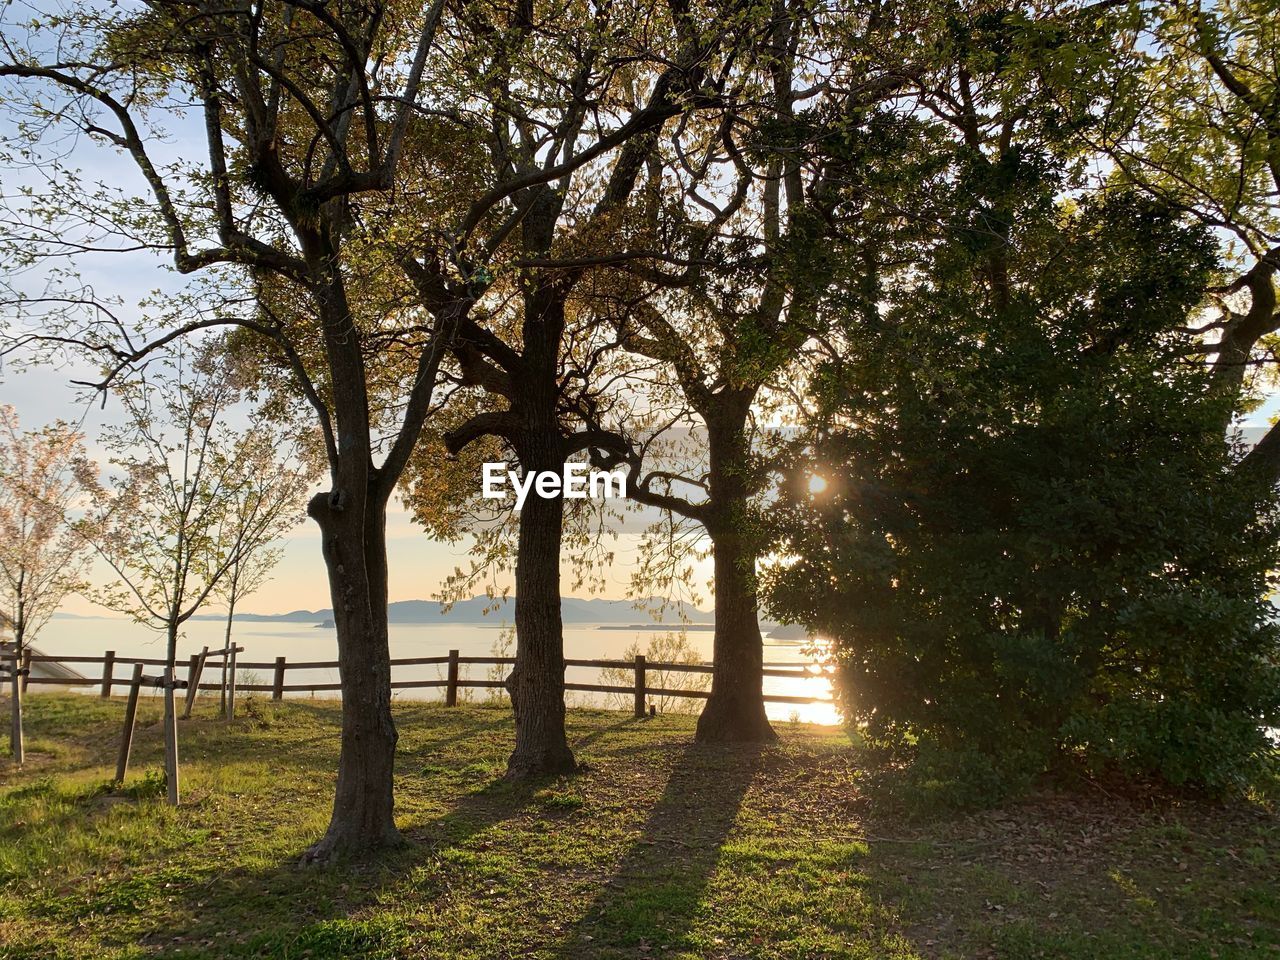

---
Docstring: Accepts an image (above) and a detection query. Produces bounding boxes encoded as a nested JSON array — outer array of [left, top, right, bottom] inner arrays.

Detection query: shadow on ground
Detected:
[[550, 742, 762, 957], [5, 696, 1277, 960], [144, 775, 543, 958]]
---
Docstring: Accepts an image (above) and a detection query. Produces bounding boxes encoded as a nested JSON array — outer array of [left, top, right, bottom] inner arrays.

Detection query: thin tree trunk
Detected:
[[303, 492, 400, 860], [696, 400, 776, 743], [9, 621, 22, 762], [508, 431, 576, 778], [163, 621, 180, 805], [220, 577, 237, 716], [8, 627, 22, 765]]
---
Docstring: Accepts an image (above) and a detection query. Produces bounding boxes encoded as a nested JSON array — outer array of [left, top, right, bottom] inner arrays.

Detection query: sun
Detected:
[[807, 473, 828, 495]]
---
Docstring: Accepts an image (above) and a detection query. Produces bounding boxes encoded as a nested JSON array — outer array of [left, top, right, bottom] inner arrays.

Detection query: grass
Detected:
[[0, 693, 1275, 959]]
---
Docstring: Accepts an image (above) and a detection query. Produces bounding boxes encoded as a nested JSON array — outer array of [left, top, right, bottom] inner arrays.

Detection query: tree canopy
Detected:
[[1, 0, 1278, 849]]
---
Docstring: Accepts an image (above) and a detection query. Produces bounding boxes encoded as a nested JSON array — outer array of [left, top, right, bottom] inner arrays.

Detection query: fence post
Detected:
[[162, 666, 180, 806], [633, 654, 646, 718], [182, 646, 208, 719], [100, 650, 115, 699], [115, 662, 144, 782], [446, 649, 460, 706], [225, 645, 239, 721], [272, 656, 286, 700], [8, 654, 23, 765]]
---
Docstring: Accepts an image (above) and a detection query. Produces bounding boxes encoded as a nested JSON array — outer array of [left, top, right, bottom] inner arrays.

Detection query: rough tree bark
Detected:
[[508, 431, 576, 776], [305, 491, 400, 858], [299, 279, 405, 861], [695, 394, 776, 743], [605, 382, 777, 742], [503, 274, 577, 777]]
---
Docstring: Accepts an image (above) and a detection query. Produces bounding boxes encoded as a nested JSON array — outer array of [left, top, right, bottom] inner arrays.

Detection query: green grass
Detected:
[[0, 694, 1276, 959]]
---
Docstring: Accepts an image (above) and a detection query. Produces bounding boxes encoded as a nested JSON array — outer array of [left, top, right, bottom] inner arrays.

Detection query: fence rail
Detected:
[[4, 645, 837, 804], [2, 648, 835, 713]]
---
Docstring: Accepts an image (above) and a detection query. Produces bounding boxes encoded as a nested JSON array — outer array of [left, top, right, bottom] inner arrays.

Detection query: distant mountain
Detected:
[[194, 596, 716, 626], [766, 623, 810, 640]]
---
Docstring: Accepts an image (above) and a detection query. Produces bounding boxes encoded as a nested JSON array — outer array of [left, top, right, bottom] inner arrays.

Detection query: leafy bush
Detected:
[[764, 188, 1280, 804], [600, 630, 709, 715]]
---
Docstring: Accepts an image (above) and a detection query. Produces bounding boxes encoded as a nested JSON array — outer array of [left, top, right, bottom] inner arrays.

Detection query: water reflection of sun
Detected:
[[764, 652, 843, 726], [787, 687, 842, 726]]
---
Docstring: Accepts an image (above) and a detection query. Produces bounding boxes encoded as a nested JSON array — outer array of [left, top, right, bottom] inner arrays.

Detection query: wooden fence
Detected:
[[4, 648, 835, 717], [5, 647, 835, 801]]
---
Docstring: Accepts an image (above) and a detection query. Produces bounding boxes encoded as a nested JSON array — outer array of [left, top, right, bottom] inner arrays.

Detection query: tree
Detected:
[[584, 2, 924, 741], [0, 405, 97, 762], [0, 0, 492, 858], [79, 347, 305, 803], [420, 0, 770, 776], [0, 406, 97, 654], [1067, 1, 1280, 482], [212, 426, 316, 720], [764, 128, 1280, 803], [0, 0, 772, 828]]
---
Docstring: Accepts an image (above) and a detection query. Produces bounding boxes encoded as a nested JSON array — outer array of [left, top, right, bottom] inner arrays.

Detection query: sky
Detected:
[[1, 356, 692, 615], [0, 63, 712, 616]]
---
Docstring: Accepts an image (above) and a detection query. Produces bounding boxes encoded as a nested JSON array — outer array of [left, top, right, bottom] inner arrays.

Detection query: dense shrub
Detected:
[[764, 189, 1280, 804]]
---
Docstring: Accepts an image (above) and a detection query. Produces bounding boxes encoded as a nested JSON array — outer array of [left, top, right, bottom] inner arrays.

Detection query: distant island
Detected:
[[598, 623, 716, 631], [193, 596, 721, 627], [765, 623, 811, 641]]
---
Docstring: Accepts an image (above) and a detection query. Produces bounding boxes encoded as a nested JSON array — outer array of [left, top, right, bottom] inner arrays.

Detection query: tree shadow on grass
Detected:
[[396, 713, 515, 762], [128, 773, 544, 959], [0, 699, 544, 959], [551, 742, 763, 957], [568, 715, 646, 754]]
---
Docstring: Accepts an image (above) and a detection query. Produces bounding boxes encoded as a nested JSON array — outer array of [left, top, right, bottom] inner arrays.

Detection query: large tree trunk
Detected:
[[506, 373, 575, 775], [304, 492, 401, 861], [504, 255, 576, 779], [697, 524, 776, 742], [508, 449, 576, 777], [696, 398, 776, 743], [295, 267, 403, 862]]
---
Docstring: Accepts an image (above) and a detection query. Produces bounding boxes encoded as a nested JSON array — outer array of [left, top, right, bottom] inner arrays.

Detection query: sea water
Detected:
[[33, 615, 841, 725]]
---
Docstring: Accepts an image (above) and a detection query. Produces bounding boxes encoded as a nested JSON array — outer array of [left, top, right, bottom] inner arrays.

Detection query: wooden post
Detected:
[[100, 650, 115, 699], [162, 666, 180, 805], [446, 649, 460, 706], [8, 655, 23, 765], [225, 644, 239, 721], [115, 662, 144, 782], [182, 646, 208, 719], [20, 648, 31, 693], [272, 656, 286, 701], [634, 654, 646, 718]]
